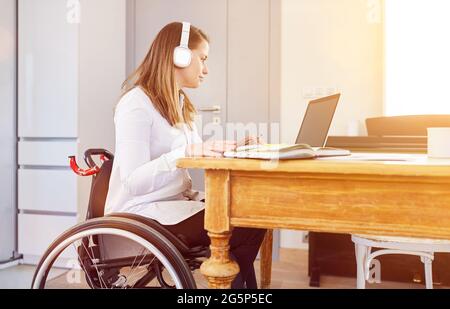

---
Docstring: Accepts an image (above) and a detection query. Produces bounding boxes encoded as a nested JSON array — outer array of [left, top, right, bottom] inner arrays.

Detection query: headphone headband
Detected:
[[180, 22, 191, 48]]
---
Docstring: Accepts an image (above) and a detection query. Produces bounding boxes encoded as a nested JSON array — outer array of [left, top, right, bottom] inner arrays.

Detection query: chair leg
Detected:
[[355, 243, 367, 289], [260, 229, 273, 289], [421, 256, 434, 289]]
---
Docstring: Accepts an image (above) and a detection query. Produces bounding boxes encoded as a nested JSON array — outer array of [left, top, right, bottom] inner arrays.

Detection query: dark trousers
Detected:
[[163, 210, 266, 289]]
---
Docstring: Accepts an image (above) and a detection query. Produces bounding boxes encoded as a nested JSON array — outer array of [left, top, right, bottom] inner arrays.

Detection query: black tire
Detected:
[[31, 217, 197, 289]]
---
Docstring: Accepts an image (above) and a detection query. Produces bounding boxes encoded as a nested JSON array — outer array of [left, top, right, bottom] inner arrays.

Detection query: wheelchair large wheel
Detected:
[[31, 217, 197, 289]]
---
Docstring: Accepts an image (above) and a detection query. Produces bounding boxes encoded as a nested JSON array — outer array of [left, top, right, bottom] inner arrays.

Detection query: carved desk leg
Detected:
[[201, 170, 239, 289], [200, 232, 240, 289]]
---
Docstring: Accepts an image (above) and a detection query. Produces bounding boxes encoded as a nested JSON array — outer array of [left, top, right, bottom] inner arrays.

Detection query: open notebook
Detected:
[[224, 144, 351, 160]]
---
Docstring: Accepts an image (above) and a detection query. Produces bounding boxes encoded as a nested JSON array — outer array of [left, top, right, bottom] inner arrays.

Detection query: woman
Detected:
[[105, 22, 266, 289]]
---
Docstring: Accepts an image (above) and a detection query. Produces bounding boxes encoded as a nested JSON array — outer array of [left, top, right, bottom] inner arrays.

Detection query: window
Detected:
[[385, 0, 450, 115]]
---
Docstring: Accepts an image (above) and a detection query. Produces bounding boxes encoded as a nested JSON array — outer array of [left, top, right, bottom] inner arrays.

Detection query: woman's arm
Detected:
[[115, 106, 186, 196], [188, 122, 237, 156]]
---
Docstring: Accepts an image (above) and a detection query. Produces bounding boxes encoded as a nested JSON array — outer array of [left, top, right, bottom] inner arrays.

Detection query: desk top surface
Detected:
[[177, 153, 450, 177]]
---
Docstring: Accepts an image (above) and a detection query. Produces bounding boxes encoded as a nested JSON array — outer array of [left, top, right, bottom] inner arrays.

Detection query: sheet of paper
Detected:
[[316, 153, 421, 162]]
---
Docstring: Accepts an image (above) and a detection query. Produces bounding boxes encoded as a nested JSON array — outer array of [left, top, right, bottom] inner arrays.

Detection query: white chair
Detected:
[[352, 235, 450, 289]]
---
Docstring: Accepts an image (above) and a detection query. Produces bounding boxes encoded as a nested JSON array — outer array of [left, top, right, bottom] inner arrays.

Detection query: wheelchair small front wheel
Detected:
[[31, 217, 197, 289]]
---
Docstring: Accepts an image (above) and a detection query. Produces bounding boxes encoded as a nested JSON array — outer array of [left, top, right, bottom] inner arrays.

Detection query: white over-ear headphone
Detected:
[[173, 22, 192, 68]]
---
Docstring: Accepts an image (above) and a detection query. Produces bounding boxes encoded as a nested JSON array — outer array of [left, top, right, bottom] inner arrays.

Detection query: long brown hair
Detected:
[[122, 22, 209, 128]]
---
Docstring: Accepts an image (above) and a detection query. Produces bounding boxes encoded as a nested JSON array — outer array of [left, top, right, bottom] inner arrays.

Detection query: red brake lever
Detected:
[[69, 156, 100, 176]]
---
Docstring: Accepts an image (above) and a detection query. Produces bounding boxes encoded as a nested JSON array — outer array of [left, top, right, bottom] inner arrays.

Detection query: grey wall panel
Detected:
[[0, 0, 17, 262], [227, 0, 270, 125], [18, 0, 78, 138]]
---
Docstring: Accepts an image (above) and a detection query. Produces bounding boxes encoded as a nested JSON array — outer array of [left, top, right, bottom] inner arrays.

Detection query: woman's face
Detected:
[[175, 40, 209, 88]]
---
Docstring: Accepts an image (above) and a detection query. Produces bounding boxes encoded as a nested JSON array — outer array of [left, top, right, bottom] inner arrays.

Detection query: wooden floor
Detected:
[[35, 248, 447, 289], [193, 249, 437, 289]]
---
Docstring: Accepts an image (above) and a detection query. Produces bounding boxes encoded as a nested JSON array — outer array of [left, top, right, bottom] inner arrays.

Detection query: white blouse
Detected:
[[104, 87, 205, 225]]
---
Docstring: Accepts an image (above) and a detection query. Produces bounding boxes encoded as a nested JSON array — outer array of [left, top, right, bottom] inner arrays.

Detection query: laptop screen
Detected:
[[295, 94, 340, 147]]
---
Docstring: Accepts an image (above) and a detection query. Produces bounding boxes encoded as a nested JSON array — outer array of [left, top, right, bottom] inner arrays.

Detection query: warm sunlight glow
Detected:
[[385, 0, 450, 116]]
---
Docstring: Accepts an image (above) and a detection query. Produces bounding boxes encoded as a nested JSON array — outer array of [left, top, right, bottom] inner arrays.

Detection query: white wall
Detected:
[[280, 0, 383, 248], [281, 0, 383, 141]]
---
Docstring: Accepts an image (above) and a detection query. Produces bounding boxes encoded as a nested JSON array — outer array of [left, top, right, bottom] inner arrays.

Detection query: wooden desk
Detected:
[[177, 154, 450, 289]]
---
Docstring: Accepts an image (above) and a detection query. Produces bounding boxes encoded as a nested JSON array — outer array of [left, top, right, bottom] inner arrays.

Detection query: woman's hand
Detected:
[[237, 136, 264, 147], [186, 140, 237, 157]]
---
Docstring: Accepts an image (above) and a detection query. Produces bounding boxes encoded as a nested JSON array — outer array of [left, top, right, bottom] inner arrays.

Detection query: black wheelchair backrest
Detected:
[[69, 149, 114, 220]]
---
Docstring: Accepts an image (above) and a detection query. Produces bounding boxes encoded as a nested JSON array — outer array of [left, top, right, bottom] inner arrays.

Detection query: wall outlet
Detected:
[[302, 232, 309, 243], [325, 87, 339, 95], [302, 87, 339, 99], [302, 87, 314, 99]]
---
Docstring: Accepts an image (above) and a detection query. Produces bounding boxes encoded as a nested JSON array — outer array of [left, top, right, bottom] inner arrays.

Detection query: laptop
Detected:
[[295, 93, 341, 148], [225, 93, 349, 159]]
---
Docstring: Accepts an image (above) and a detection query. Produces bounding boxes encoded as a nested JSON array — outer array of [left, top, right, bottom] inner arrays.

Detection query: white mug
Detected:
[[427, 128, 450, 158]]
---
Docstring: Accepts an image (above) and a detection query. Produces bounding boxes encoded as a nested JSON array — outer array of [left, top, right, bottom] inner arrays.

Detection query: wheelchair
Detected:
[[31, 149, 208, 289]]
